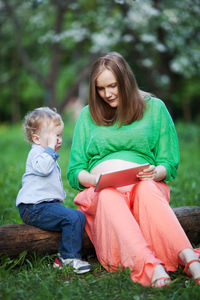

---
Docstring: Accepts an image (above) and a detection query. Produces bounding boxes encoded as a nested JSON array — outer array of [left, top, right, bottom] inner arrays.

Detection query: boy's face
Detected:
[[33, 120, 64, 152]]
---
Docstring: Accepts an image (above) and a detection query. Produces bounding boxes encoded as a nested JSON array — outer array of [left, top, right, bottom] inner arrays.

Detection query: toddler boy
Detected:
[[16, 107, 92, 274]]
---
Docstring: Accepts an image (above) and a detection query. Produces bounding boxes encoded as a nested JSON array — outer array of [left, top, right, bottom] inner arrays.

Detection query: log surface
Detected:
[[0, 224, 95, 257], [173, 206, 200, 244], [0, 206, 200, 257]]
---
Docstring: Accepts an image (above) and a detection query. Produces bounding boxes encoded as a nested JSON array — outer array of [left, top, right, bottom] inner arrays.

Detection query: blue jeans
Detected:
[[18, 201, 86, 259]]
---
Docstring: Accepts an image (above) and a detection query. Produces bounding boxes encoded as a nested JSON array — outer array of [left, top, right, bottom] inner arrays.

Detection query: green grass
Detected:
[[0, 119, 200, 299]]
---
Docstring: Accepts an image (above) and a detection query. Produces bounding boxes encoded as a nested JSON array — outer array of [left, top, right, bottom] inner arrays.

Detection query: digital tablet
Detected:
[[94, 163, 149, 192]]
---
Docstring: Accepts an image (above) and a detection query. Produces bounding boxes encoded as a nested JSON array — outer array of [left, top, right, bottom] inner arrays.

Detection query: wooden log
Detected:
[[0, 224, 95, 257], [173, 206, 200, 244], [0, 206, 200, 257]]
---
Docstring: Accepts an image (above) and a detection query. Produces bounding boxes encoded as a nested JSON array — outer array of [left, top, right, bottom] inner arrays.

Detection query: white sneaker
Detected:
[[53, 253, 92, 274]]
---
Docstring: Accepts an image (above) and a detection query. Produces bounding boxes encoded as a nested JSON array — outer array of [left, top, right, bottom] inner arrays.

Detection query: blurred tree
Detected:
[[0, 0, 199, 122]]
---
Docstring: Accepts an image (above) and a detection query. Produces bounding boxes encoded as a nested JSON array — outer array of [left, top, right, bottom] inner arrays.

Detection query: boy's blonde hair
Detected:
[[23, 107, 63, 143]]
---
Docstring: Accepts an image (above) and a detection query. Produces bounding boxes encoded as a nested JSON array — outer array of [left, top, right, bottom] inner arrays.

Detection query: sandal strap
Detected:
[[194, 278, 200, 285], [184, 259, 200, 276], [151, 277, 171, 288]]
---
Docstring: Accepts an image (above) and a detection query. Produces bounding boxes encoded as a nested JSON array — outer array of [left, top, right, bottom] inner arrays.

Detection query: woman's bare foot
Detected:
[[179, 248, 200, 286], [151, 264, 171, 288]]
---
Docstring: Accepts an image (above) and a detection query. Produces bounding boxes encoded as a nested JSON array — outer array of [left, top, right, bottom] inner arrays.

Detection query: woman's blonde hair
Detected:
[[23, 107, 63, 143], [89, 52, 149, 126]]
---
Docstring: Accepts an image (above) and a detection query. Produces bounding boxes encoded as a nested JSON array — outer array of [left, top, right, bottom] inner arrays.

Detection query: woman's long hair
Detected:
[[89, 52, 149, 126]]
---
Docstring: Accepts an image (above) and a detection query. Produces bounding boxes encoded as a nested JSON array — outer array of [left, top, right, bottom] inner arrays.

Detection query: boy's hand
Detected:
[[47, 133, 57, 150], [34, 121, 63, 151], [39, 129, 57, 151]]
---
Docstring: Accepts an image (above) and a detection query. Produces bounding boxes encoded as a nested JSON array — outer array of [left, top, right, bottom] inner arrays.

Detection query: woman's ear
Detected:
[[32, 134, 40, 145]]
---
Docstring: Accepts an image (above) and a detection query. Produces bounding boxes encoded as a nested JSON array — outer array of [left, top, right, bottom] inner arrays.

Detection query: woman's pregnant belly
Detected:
[[90, 159, 142, 192], [90, 159, 141, 174]]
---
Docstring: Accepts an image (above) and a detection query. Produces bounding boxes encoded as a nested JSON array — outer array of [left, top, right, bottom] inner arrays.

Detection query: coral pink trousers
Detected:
[[74, 180, 192, 286]]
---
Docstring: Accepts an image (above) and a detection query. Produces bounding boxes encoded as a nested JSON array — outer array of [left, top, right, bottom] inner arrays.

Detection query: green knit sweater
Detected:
[[67, 97, 180, 190]]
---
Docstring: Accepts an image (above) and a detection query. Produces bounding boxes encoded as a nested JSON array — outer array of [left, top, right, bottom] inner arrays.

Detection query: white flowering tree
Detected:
[[0, 0, 199, 122]]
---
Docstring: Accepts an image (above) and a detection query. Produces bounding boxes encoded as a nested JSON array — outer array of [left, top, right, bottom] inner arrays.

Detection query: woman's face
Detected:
[[96, 69, 119, 108]]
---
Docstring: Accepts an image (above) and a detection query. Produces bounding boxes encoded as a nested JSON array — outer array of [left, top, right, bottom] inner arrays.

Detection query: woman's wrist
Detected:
[[78, 170, 97, 187], [154, 165, 167, 181]]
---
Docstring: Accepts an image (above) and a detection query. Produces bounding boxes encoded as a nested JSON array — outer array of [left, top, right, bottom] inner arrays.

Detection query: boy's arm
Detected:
[[30, 131, 59, 176], [30, 147, 59, 176]]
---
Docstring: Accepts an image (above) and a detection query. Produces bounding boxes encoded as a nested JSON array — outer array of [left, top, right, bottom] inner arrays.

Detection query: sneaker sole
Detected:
[[73, 267, 92, 274], [53, 262, 92, 274]]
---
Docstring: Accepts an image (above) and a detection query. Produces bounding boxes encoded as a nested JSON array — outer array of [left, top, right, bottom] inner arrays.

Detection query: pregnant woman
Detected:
[[67, 52, 200, 288]]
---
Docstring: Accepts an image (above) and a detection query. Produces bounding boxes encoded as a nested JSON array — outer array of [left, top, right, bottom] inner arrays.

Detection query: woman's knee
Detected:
[[135, 180, 161, 196], [136, 179, 155, 189], [133, 180, 168, 206], [98, 188, 122, 205]]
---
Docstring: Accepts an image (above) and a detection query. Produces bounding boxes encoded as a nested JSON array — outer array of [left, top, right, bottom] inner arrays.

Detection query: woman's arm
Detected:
[[154, 102, 180, 181], [137, 100, 179, 182], [67, 107, 94, 190], [78, 170, 99, 188]]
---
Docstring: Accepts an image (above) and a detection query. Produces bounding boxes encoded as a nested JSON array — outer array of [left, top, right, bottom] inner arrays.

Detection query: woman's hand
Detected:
[[137, 165, 167, 182], [78, 170, 100, 188]]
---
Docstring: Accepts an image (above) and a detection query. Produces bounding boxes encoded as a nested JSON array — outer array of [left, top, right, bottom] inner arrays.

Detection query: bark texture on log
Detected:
[[173, 206, 200, 244], [0, 224, 95, 257], [0, 206, 199, 257]]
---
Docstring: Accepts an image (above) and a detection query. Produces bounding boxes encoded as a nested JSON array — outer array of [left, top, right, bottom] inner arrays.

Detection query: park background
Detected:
[[0, 0, 200, 299]]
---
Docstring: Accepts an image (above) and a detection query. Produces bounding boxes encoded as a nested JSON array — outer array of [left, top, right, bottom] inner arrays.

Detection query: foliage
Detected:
[[169, 122, 200, 207], [1, 260, 200, 300], [0, 121, 200, 299], [0, 0, 200, 122]]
